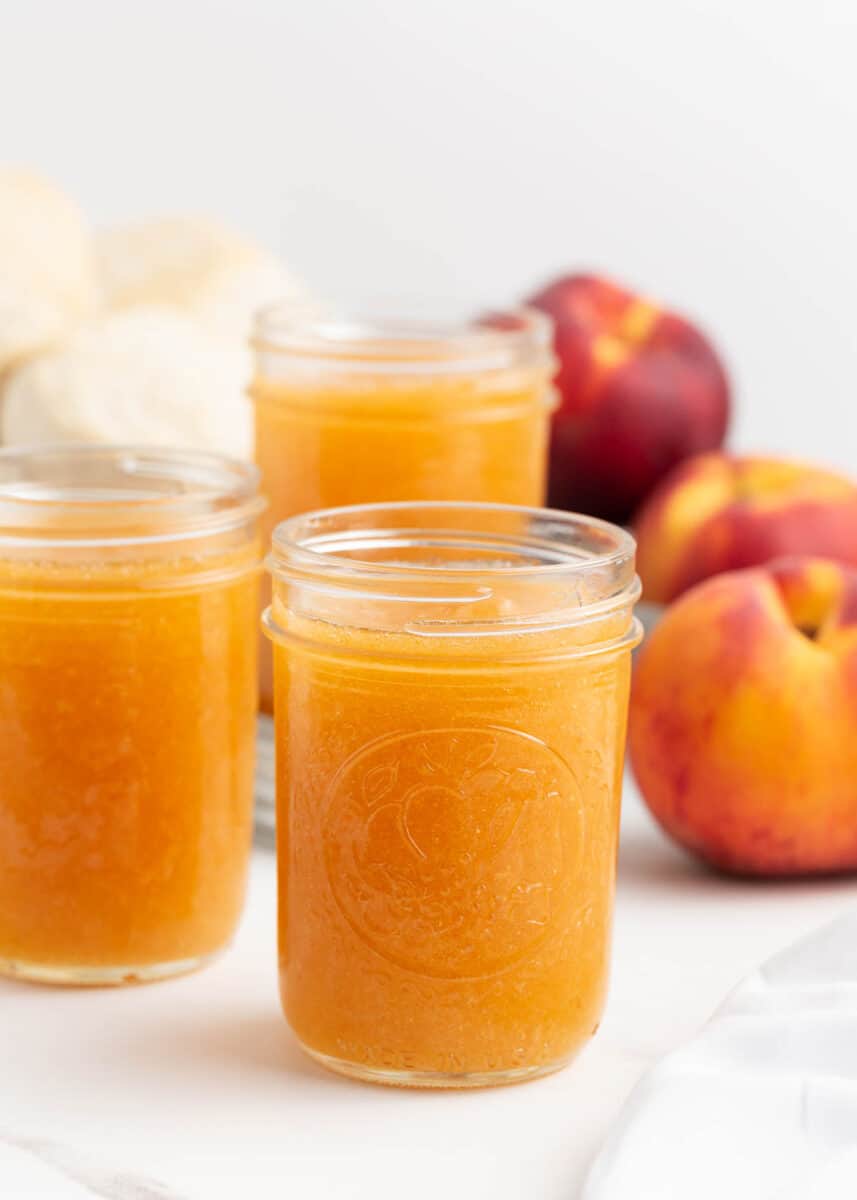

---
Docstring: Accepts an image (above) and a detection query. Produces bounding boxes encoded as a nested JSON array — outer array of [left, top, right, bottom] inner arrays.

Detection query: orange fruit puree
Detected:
[[253, 366, 554, 520], [271, 597, 633, 1083], [0, 543, 259, 982]]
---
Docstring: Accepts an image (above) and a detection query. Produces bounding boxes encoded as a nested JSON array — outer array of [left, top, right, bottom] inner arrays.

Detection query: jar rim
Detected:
[[270, 501, 638, 643], [0, 444, 264, 547], [269, 501, 639, 636], [273, 500, 634, 575], [252, 306, 555, 377]]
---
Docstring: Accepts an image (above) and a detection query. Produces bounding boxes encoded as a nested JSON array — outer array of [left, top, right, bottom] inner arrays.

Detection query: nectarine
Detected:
[[528, 273, 730, 523], [635, 453, 857, 603], [629, 557, 857, 875]]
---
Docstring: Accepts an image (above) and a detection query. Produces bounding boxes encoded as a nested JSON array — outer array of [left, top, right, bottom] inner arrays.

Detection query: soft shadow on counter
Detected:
[[118, 1008, 334, 1089], [617, 819, 713, 894], [618, 810, 857, 899]]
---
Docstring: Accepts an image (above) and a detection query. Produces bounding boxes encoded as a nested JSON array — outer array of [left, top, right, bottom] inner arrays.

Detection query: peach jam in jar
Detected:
[[265, 501, 641, 1086], [251, 308, 557, 710], [0, 447, 263, 985]]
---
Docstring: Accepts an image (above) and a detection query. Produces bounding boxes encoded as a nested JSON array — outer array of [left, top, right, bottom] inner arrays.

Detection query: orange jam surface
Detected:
[[0, 542, 259, 979], [252, 365, 554, 710], [272, 598, 632, 1081]]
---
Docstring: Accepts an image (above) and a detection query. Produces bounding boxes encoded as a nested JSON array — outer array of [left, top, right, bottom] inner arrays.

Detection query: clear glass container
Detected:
[[265, 501, 641, 1087], [0, 446, 263, 985], [251, 307, 557, 710]]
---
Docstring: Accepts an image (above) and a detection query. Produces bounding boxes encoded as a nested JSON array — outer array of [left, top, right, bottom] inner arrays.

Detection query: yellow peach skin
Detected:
[[629, 557, 857, 875], [634, 453, 857, 604]]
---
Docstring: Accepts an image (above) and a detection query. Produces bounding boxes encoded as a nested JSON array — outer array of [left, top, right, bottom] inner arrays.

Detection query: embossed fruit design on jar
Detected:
[[265, 502, 641, 1086], [325, 726, 582, 981]]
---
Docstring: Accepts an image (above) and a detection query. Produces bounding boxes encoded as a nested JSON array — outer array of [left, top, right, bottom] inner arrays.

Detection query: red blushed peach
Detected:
[[629, 557, 857, 875], [635, 453, 857, 604], [527, 273, 730, 524]]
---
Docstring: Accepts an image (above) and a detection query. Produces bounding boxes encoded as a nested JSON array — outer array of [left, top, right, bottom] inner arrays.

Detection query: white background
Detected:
[[4, 0, 856, 469]]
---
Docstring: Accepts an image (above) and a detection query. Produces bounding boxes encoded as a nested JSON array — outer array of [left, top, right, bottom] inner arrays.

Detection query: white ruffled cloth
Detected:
[[584, 909, 857, 1199]]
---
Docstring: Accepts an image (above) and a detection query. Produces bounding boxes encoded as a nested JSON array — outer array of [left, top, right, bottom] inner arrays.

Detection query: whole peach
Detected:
[[528, 273, 730, 524], [629, 557, 857, 875], [635, 453, 857, 604]]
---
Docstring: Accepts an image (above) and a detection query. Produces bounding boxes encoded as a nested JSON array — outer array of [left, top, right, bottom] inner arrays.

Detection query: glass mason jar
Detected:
[[251, 308, 557, 710], [0, 446, 263, 985], [265, 501, 641, 1087]]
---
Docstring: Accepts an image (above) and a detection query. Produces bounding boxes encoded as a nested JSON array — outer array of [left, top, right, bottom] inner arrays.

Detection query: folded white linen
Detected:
[[583, 908, 857, 1200]]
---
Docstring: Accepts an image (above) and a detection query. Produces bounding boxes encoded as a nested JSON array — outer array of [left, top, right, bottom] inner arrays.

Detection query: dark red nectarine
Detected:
[[528, 273, 730, 523]]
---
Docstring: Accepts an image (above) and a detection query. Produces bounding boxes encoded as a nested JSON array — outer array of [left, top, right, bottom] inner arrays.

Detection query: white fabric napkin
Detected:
[[0, 1134, 179, 1199], [584, 908, 857, 1200]]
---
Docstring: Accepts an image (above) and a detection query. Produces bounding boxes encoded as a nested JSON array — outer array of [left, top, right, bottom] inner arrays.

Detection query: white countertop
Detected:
[[3, 780, 855, 1200]]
